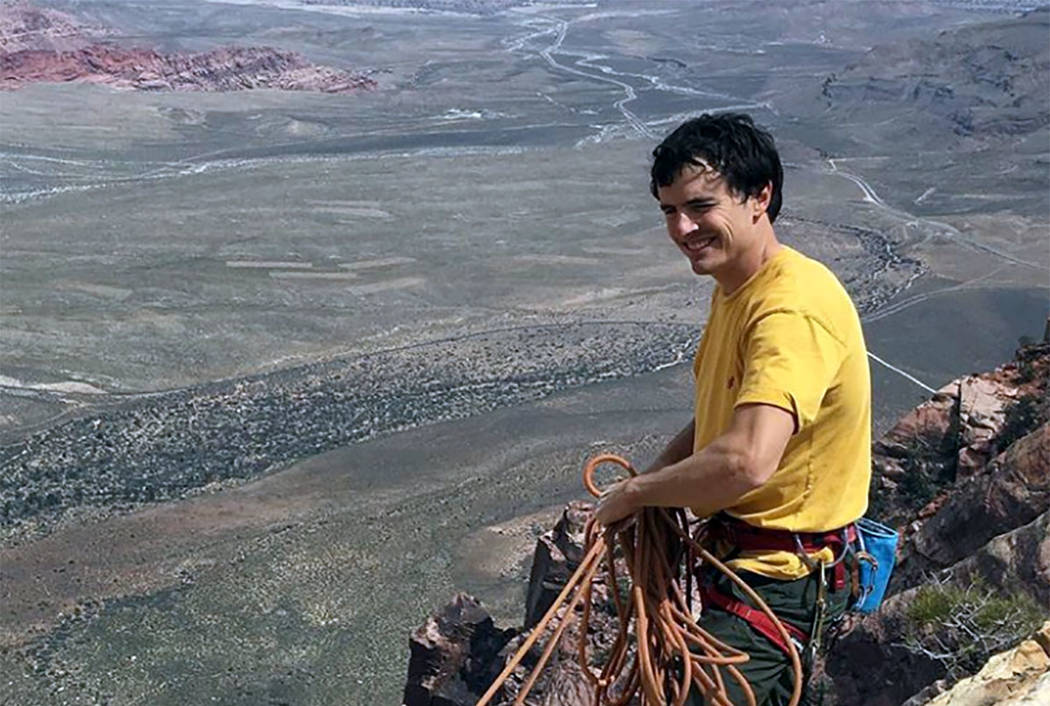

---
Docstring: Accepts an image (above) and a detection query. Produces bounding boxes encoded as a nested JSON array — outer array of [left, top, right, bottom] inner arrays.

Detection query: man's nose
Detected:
[[667, 212, 697, 240]]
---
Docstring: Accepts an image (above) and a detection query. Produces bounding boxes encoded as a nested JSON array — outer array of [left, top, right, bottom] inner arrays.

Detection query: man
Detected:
[[594, 113, 871, 705]]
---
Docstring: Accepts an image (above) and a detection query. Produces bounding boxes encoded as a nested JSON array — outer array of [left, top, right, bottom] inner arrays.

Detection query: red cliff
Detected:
[[0, 2, 376, 93]]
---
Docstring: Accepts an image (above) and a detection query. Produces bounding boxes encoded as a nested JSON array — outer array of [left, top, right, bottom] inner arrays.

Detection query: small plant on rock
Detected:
[[997, 392, 1050, 452], [901, 574, 1044, 681]]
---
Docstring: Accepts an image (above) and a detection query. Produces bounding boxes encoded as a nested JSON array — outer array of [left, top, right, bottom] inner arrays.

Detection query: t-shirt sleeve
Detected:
[[735, 310, 845, 433]]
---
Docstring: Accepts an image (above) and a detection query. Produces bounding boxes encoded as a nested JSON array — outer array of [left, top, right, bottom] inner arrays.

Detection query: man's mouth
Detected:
[[684, 235, 717, 253]]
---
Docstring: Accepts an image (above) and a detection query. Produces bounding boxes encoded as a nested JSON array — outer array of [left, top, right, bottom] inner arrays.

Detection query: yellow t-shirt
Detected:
[[691, 246, 871, 580]]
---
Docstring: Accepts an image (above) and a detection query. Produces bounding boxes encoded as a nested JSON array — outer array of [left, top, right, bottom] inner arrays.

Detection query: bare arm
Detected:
[[642, 419, 695, 474], [595, 403, 794, 525]]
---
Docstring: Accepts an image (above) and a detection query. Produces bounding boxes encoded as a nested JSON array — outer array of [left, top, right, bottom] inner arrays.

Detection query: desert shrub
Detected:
[[997, 392, 1050, 452], [1016, 358, 1036, 383], [898, 436, 956, 511], [903, 576, 1044, 680], [899, 464, 938, 508]]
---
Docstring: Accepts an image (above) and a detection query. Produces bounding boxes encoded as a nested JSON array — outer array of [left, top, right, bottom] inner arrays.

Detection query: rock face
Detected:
[[871, 343, 1049, 528], [0, 2, 375, 93], [404, 345, 1050, 705], [902, 423, 1050, 581], [402, 593, 517, 706], [826, 508, 1050, 706], [918, 622, 1050, 706], [523, 501, 590, 630]]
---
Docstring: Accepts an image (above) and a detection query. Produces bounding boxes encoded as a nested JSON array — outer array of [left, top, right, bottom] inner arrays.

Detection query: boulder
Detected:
[[955, 375, 1018, 477], [402, 593, 517, 706], [523, 501, 590, 630]]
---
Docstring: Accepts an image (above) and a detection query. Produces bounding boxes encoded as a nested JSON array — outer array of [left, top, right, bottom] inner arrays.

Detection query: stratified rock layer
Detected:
[[0, 2, 375, 93]]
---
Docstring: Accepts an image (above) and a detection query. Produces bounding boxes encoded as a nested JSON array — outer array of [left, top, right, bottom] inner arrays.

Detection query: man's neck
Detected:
[[715, 231, 783, 296]]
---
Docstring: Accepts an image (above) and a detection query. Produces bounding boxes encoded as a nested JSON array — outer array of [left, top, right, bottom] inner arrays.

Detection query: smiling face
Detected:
[[657, 163, 774, 288]]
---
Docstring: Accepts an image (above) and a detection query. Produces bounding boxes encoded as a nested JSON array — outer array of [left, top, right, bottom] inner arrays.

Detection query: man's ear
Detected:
[[752, 182, 773, 222]]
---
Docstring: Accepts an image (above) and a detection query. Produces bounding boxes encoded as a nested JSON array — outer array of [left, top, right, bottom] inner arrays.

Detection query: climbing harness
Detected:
[[476, 454, 807, 706]]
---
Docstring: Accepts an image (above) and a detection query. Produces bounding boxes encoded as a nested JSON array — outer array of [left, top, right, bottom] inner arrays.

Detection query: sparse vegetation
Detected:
[[868, 435, 956, 524], [899, 461, 939, 508], [997, 391, 1050, 452], [898, 437, 957, 517], [903, 576, 1045, 680]]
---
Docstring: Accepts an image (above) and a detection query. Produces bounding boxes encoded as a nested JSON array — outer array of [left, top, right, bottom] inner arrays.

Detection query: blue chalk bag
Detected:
[[851, 517, 899, 614]]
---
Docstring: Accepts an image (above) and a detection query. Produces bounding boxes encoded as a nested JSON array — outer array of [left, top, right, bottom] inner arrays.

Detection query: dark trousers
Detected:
[[684, 566, 852, 706]]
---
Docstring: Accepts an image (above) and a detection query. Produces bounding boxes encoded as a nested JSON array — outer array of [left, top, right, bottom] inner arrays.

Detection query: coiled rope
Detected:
[[476, 453, 804, 706]]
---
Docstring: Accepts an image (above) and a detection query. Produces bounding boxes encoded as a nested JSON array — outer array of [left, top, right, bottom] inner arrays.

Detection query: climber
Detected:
[[594, 113, 872, 705]]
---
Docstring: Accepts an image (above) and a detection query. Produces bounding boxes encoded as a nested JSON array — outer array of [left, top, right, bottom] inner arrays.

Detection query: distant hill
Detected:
[[821, 7, 1049, 138], [0, 1, 377, 92]]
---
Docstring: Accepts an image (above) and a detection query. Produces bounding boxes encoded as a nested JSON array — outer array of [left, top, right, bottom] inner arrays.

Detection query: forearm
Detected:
[[644, 419, 695, 473], [593, 404, 792, 528], [628, 431, 761, 518]]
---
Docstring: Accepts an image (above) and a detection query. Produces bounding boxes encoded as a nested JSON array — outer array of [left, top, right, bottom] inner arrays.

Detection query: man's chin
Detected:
[[690, 259, 713, 275]]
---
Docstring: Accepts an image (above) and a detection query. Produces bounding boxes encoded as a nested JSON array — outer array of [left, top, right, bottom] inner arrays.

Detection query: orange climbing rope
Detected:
[[476, 454, 804, 706]]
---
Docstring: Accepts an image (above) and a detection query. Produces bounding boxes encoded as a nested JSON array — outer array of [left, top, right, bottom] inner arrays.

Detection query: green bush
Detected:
[[904, 578, 1044, 680]]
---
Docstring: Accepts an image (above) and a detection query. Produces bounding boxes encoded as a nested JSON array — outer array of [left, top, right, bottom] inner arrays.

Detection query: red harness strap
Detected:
[[696, 517, 858, 656], [712, 516, 857, 591], [700, 582, 809, 656]]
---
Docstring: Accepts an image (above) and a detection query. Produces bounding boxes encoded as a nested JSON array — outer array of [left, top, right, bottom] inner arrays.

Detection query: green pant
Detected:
[[685, 566, 852, 706]]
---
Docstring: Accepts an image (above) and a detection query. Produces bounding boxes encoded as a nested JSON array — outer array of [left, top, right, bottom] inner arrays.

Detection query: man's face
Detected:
[[656, 165, 766, 278]]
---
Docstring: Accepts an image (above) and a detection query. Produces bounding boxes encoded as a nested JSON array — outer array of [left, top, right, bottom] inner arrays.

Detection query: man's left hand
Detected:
[[594, 478, 640, 527]]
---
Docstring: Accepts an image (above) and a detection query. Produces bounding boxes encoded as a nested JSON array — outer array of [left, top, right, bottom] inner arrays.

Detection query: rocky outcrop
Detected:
[[403, 502, 623, 706], [900, 423, 1050, 582], [871, 343, 1049, 527], [827, 343, 1050, 704], [0, 2, 375, 93], [911, 622, 1050, 706], [403, 593, 517, 706], [826, 508, 1050, 706], [404, 345, 1050, 705], [523, 501, 589, 630], [1, 45, 376, 93]]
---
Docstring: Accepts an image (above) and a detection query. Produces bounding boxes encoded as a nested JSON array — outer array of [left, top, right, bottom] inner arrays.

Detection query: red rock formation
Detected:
[[1, 44, 376, 92], [0, 2, 376, 93], [903, 423, 1050, 578], [0, 1, 104, 53], [872, 343, 1049, 527]]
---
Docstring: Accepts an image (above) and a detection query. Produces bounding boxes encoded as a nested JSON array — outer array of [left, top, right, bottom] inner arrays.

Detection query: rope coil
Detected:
[[476, 454, 804, 706]]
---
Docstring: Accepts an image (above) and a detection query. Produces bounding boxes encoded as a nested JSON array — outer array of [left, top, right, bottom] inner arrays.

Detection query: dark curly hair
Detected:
[[649, 113, 783, 223]]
